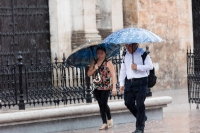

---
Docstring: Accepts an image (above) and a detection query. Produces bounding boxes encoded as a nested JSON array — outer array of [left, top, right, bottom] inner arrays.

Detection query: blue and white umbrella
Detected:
[[102, 27, 163, 44], [66, 40, 120, 67]]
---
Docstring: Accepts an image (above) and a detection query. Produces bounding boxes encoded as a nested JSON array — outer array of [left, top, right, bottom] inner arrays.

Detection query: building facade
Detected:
[[48, 0, 193, 90]]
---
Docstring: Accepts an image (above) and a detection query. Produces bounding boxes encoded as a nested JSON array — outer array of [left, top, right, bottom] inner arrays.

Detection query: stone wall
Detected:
[[123, 0, 193, 90]]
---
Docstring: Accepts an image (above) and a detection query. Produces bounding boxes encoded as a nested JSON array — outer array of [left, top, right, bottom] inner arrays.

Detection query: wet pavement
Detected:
[[53, 88, 200, 133]]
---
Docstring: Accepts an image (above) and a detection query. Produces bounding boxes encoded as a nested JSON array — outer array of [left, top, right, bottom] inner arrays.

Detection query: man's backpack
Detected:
[[141, 52, 157, 88]]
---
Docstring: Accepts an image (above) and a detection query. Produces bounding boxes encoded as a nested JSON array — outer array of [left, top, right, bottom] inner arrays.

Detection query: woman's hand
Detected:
[[94, 64, 98, 70], [112, 88, 117, 96], [120, 86, 124, 94], [87, 61, 98, 77]]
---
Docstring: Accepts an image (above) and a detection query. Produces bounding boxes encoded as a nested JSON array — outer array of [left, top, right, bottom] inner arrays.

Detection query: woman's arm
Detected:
[[107, 60, 116, 91], [87, 61, 98, 77]]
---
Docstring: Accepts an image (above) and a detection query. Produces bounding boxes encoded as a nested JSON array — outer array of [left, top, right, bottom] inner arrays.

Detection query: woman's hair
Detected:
[[131, 43, 138, 45], [96, 46, 106, 53]]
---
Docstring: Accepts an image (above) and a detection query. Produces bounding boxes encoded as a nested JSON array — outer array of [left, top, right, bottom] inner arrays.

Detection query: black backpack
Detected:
[[141, 52, 157, 88]]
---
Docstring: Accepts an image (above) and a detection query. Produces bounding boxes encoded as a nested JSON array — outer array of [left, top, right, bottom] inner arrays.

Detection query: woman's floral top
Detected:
[[92, 60, 112, 90]]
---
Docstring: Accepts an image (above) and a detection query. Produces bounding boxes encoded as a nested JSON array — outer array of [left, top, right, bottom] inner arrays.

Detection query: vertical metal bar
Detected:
[[18, 51, 25, 110], [11, 0, 15, 52], [82, 67, 85, 98], [62, 54, 66, 87], [187, 48, 190, 104], [85, 66, 92, 103], [76, 67, 79, 87], [14, 66, 17, 104]]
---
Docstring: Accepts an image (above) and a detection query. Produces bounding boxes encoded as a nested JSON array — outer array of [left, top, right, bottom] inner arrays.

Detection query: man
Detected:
[[119, 43, 153, 133]]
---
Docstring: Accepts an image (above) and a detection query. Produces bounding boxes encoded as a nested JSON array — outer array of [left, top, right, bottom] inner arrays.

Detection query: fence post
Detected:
[[18, 51, 25, 110], [85, 66, 92, 103], [146, 88, 152, 97]]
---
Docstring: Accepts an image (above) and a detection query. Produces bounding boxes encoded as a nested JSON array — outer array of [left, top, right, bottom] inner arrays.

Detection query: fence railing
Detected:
[[187, 48, 200, 107], [0, 51, 124, 110]]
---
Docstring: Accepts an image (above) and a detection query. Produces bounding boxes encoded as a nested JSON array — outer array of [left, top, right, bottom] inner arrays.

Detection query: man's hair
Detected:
[[131, 43, 138, 45], [96, 46, 106, 53]]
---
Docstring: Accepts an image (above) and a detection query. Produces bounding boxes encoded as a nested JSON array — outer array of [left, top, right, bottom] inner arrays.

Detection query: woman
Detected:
[[87, 46, 117, 130]]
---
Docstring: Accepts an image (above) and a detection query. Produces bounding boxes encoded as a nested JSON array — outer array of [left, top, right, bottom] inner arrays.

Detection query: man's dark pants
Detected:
[[124, 77, 148, 131]]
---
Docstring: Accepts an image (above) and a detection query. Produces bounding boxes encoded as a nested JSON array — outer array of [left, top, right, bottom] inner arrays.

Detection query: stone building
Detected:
[[122, 0, 193, 90], [49, 0, 193, 90]]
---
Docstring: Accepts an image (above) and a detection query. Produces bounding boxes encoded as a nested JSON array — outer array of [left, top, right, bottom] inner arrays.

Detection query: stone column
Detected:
[[83, 0, 101, 41], [71, 0, 84, 31], [188, 0, 193, 51], [97, 0, 112, 29], [111, 0, 123, 31], [49, 0, 72, 61]]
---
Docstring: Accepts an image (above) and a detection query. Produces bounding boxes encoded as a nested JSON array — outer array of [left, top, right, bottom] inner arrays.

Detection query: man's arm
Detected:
[[119, 62, 126, 87], [137, 54, 153, 71]]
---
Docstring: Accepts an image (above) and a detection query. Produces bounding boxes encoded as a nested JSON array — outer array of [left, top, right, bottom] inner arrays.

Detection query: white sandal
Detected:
[[107, 119, 113, 128], [99, 124, 108, 130]]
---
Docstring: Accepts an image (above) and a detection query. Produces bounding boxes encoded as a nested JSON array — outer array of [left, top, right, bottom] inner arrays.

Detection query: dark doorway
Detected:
[[192, 0, 200, 50], [0, 0, 51, 65]]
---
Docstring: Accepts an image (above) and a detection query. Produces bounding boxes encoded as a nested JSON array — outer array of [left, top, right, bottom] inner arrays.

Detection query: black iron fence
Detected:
[[0, 51, 123, 110], [187, 48, 200, 107]]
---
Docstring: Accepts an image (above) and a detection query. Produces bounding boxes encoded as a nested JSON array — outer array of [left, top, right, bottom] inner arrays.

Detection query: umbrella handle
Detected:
[[132, 45, 134, 63]]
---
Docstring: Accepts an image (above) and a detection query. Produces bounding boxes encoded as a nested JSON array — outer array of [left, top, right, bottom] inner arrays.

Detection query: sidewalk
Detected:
[[53, 88, 200, 133]]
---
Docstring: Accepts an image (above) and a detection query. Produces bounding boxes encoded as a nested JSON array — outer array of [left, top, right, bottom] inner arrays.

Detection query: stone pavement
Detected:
[[53, 88, 200, 133]]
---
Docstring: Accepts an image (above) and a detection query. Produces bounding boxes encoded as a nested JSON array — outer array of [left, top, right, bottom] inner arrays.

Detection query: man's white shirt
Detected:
[[119, 47, 153, 86]]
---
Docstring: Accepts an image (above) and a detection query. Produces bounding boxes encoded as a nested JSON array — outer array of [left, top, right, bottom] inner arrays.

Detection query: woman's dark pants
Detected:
[[124, 77, 148, 131], [94, 90, 111, 124]]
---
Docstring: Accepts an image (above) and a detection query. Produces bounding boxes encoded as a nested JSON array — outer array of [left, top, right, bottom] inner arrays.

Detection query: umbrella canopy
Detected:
[[102, 27, 163, 44], [66, 40, 120, 67]]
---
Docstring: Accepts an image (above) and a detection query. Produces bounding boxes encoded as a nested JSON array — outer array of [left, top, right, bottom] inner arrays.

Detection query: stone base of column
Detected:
[[71, 30, 102, 50], [71, 31, 86, 49], [84, 30, 102, 41], [98, 29, 112, 40]]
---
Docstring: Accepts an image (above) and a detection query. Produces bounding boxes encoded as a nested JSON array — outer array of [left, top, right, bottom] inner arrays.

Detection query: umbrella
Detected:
[[102, 27, 163, 44], [66, 40, 120, 67], [102, 27, 163, 63]]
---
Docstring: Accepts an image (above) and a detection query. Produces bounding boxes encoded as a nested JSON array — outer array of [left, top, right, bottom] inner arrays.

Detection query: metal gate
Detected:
[[187, 49, 200, 106], [0, 0, 51, 64], [0, 51, 124, 110], [187, 0, 200, 107], [0, 0, 51, 109]]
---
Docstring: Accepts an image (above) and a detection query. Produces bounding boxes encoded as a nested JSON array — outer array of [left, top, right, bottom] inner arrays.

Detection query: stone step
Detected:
[[0, 96, 172, 133]]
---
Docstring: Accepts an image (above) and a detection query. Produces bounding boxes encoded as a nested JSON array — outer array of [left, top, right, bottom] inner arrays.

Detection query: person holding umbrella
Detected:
[[87, 46, 117, 130], [119, 43, 153, 133]]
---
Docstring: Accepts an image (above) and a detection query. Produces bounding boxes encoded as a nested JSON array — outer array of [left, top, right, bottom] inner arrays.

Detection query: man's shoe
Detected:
[[132, 129, 144, 133]]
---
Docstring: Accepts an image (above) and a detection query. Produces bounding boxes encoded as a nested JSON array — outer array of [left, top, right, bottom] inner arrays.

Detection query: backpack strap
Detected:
[[141, 52, 148, 65], [94, 58, 106, 76], [142, 52, 156, 76], [122, 47, 126, 63]]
